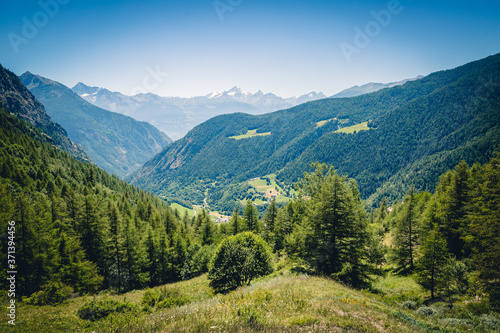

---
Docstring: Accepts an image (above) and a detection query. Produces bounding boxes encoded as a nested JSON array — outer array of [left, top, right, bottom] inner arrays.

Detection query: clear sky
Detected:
[[1, 0, 499, 97]]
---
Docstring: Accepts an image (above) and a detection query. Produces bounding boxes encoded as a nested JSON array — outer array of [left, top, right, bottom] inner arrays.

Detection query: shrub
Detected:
[[208, 232, 273, 293], [77, 298, 137, 321], [24, 281, 73, 306], [439, 318, 471, 328], [477, 314, 500, 331], [416, 306, 438, 316], [401, 300, 417, 310], [141, 287, 191, 309]]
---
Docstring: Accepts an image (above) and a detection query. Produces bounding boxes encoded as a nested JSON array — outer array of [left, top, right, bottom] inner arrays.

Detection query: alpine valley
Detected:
[[72, 84, 328, 140], [129, 54, 500, 215], [20, 72, 172, 178]]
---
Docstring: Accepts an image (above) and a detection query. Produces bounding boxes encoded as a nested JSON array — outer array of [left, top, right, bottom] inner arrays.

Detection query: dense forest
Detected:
[[0, 107, 215, 298]]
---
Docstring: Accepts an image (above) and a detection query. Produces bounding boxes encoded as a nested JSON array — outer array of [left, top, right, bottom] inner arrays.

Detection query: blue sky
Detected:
[[1, 0, 499, 97]]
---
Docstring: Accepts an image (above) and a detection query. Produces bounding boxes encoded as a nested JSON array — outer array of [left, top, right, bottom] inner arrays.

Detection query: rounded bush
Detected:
[[416, 306, 438, 316], [208, 232, 273, 293], [24, 281, 73, 306], [401, 300, 417, 310], [77, 299, 137, 321]]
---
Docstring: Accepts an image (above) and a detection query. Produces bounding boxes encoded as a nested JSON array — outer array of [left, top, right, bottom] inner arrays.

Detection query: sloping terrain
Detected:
[[130, 54, 500, 213], [72, 84, 327, 140], [0, 64, 90, 161], [20, 72, 172, 178], [14, 272, 441, 332]]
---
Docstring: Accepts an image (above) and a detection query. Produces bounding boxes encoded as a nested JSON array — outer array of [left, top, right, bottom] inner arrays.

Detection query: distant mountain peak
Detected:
[[72, 83, 327, 139], [331, 76, 424, 99], [72, 82, 101, 96]]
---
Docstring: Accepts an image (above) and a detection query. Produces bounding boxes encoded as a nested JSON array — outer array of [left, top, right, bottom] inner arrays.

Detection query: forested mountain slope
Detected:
[[20, 72, 172, 178], [0, 105, 192, 297], [130, 54, 500, 213], [0, 64, 89, 161]]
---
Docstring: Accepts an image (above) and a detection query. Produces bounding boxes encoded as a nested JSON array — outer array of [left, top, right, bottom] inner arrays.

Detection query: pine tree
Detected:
[[243, 199, 259, 232], [468, 153, 500, 309], [394, 186, 419, 270], [145, 228, 158, 286], [415, 226, 448, 298], [229, 204, 241, 235], [377, 197, 388, 223], [158, 231, 171, 284], [108, 202, 123, 292], [442, 161, 470, 259], [297, 163, 371, 287], [262, 197, 278, 241]]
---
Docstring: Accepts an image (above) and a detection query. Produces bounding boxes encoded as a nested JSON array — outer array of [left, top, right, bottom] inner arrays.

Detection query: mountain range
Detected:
[[128, 54, 500, 214], [0, 64, 90, 161], [72, 84, 328, 140], [20, 72, 172, 178], [330, 76, 424, 98]]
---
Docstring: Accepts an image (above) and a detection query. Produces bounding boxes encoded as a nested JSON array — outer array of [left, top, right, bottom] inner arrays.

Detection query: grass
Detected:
[[14, 269, 448, 333], [171, 202, 195, 218], [373, 272, 427, 304], [247, 175, 292, 205], [335, 121, 371, 134], [12, 268, 500, 332], [230, 129, 271, 140], [315, 117, 337, 128]]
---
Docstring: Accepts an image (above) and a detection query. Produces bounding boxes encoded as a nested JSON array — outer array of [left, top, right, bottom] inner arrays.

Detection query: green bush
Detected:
[[141, 287, 191, 309], [401, 300, 417, 310], [77, 298, 137, 321], [24, 281, 73, 306], [208, 232, 273, 293], [416, 306, 438, 316], [477, 314, 500, 331]]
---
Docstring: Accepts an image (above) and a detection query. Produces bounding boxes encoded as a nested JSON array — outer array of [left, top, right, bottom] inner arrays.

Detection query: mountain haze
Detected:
[[330, 76, 425, 98], [21, 72, 172, 178], [129, 54, 500, 213], [72, 84, 327, 140]]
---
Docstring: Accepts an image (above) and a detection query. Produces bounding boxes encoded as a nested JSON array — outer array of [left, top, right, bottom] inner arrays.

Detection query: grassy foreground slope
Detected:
[[14, 272, 433, 333]]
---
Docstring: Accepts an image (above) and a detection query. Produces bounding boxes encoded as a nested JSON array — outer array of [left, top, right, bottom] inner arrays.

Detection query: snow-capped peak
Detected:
[[207, 91, 222, 98], [226, 86, 250, 97]]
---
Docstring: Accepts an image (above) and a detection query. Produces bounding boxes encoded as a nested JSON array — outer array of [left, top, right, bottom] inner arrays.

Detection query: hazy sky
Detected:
[[2, 0, 499, 97]]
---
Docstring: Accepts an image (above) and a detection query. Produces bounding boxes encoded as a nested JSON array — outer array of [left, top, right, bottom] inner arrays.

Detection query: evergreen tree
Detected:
[[229, 204, 241, 235], [468, 153, 500, 309], [442, 161, 470, 259], [145, 228, 158, 286], [394, 186, 419, 270], [107, 202, 123, 292], [262, 197, 278, 241], [415, 226, 448, 298], [297, 163, 371, 287], [243, 199, 259, 232], [377, 197, 388, 223]]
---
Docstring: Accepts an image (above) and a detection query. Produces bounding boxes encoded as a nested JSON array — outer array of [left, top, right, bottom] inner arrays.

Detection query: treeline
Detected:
[[0, 109, 218, 298], [223, 157, 500, 309], [371, 157, 500, 308]]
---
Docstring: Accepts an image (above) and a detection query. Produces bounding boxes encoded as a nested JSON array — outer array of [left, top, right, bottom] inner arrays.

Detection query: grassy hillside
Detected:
[[12, 270, 500, 332], [335, 121, 370, 134], [130, 53, 500, 213], [20, 72, 172, 178]]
